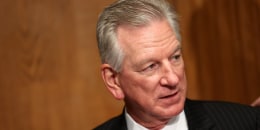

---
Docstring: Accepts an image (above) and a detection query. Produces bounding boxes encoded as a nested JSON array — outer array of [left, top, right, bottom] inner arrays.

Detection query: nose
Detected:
[[159, 62, 179, 87]]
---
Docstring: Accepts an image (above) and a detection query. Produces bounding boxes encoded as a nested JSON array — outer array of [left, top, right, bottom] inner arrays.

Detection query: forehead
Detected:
[[116, 19, 178, 55]]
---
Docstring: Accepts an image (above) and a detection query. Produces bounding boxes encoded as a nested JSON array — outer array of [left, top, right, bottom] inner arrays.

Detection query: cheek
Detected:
[[179, 70, 186, 80], [174, 65, 187, 89], [175, 64, 186, 79], [179, 71, 187, 93], [120, 73, 160, 95]]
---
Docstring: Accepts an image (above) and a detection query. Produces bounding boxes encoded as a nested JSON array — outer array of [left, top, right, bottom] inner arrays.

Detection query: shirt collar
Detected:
[[125, 109, 188, 130]]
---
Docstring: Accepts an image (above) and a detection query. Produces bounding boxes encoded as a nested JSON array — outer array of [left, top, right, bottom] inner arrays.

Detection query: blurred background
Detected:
[[0, 0, 259, 129]]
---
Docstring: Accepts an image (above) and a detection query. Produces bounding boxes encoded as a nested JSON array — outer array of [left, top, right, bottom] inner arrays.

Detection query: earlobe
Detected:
[[101, 64, 124, 100]]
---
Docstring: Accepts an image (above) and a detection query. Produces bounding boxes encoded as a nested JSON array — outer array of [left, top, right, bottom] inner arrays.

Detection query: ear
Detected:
[[101, 64, 124, 100]]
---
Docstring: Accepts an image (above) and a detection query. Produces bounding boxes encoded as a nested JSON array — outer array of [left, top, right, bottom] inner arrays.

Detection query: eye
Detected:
[[174, 55, 181, 60], [142, 63, 159, 72], [171, 54, 181, 61]]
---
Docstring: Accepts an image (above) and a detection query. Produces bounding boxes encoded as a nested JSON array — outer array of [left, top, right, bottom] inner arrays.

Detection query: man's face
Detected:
[[116, 19, 187, 122]]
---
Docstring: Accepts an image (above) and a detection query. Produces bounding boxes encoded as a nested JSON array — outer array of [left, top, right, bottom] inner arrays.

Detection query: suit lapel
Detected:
[[184, 99, 216, 130], [116, 110, 128, 130]]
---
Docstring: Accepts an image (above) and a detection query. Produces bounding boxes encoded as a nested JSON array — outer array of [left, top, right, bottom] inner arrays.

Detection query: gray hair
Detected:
[[96, 0, 181, 72]]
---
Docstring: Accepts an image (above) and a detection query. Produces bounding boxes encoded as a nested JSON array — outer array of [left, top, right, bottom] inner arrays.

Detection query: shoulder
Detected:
[[93, 113, 127, 130], [186, 99, 258, 114], [185, 99, 259, 129]]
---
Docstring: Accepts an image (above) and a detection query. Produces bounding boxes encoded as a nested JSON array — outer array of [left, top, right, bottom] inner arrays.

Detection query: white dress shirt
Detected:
[[125, 110, 188, 130]]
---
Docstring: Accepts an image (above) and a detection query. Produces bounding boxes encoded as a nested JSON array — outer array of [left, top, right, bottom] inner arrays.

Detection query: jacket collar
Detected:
[[184, 99, 216, 129]]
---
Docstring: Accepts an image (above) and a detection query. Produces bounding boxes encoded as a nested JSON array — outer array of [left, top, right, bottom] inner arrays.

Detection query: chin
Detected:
[[170, 102, 184, 116], [157, 100, 185, 119]]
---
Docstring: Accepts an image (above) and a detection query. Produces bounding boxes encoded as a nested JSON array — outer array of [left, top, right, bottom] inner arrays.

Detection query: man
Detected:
[[94, 0, 259, 129]]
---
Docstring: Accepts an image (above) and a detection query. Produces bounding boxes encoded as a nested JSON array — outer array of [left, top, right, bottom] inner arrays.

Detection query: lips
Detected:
[[159, 91, 178, 99]]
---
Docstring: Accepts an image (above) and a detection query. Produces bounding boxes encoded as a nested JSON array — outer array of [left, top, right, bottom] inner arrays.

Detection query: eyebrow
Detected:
[[172, 44, 182, 55], [175, 44, 182, 52], [134, 44, 182, 70]]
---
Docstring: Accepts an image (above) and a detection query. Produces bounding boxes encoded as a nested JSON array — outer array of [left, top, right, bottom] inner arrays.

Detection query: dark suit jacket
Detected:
[[94, 99, 260, 130]]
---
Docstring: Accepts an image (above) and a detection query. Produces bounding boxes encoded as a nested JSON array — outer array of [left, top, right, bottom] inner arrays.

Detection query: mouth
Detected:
[[158, 91, 181, 106], [159, 91, 178, 99]]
